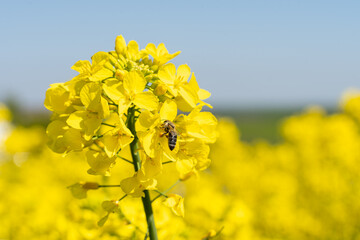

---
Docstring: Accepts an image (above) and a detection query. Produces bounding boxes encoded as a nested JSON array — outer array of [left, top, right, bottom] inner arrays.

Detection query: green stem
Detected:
[[118, 194, 127, 202], [127, 107, 158, 240], [116, 154, 133, 164], [151, 180, 180, 203], [98, 184, 121, 188], [153, 189, 168, 197], [92, 135, 103, 140], [101, 122, 117, 128], [162, 160, 173, 165]]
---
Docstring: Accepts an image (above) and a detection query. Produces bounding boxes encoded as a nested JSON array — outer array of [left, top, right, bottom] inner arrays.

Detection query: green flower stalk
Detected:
[[127, 106, 158, 239]]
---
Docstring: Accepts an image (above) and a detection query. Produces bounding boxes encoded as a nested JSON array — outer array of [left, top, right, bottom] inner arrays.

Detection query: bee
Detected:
[[161, 120, 178, 151]]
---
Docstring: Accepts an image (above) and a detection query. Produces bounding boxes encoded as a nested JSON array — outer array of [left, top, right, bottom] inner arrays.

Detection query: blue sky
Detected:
[[0, 0, 359, 109]]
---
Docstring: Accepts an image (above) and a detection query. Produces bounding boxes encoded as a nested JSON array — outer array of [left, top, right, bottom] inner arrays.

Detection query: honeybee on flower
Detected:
[[161, 120, 178, 151]]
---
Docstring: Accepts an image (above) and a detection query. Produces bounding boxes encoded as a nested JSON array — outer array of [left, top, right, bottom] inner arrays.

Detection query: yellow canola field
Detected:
[[1, 92, 360, 239]]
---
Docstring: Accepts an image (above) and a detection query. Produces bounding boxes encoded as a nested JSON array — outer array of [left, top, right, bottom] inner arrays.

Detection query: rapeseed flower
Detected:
[[44, 35, 217, 240]]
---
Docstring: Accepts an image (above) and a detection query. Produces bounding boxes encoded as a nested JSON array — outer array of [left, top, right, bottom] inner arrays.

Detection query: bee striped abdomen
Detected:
[[168, 132, 177, 151]]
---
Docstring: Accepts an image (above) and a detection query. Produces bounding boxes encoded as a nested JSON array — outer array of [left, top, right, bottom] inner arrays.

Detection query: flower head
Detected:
[[44, 35, 218, 224]]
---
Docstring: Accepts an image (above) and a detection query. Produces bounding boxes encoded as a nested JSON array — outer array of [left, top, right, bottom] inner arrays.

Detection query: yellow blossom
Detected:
[[71, 51, 114, 82], [143, 43, 180, 66], [136, 100, 178, 158], [117, 71, 159, 114], [102, 121, 134, 158], [115, 35, 143, 61], [66, 82, 109, 140], [86, 150, 116, 176], [163, 194, 184, 217], [158, 64, 211, 111], [44, 83, 72, 114], [67, 181, 99, 199], [120, 172, 157, 198]]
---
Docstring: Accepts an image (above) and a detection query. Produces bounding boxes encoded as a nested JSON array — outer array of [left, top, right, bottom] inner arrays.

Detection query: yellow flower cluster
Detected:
[[44, 35, 217, 227]]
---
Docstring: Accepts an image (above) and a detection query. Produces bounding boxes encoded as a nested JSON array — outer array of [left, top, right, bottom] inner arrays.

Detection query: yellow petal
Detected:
[[71, 60, 91, 74], [154, 43, 181, 65], [102, 200, 121, 214], [141, 154, 162, 178], [136, 110, 159, 131], [118, 97, 131, 115], [145, 43, 157, 56], [99, 97, 110, 119], [190, 110, 217, 124], [188, 73, 199, 91], [176, 158, 195, 177], [199, 100, 213, 109], [143, 178, 157, 190], [175, 87, 198, 112], [178, 85, 198, 108], [91, 51, 109, 66], [127, 40, 139, 59], [188, 74, 211, 100], [67, 182, 88, 199], [157, 43, 168, 56], [176, 64, 191, 83], [133, 92, 159, 111], [103, 124, 134, 158], [185, 110, 218, 143], [90, 65, 114, 82], [44, 83, 71, 114], [123, 71, 147, 94], [86, 150, 116, 176], [138, 128, 157, 158], [158, 64, 176, 85], [120, 174, 144, 197], [83, 117, 102, 141], [63, 128, 84, 151], [80, 83, 101, 109], [163, 194, 185, 217], [102, 80, 124, 102], [102, 134, 120, 157], [66, 111, 86, 130], [46, 120, 68, 153], [198, 89, 211, 100], [46, 120, 67, 138], [160, 100, 177, 121]]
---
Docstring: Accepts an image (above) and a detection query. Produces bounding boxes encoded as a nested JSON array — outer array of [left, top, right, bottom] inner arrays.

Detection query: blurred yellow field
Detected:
[[1, 90, 360, 239]]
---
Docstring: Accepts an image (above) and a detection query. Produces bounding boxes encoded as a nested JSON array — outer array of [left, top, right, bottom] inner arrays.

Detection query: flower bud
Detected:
[[82, 182, 99, 189], [151, 65, 158, 72], [154, 83, 167, 96], [115, 69, 127, 81]]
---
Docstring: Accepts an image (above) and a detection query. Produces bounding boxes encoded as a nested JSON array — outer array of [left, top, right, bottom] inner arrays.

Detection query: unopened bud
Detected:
[[154, 84, 167, 96], [151, 65, 158, 72], [83, 182, 99, 189], [115, 69, 127, 81]]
